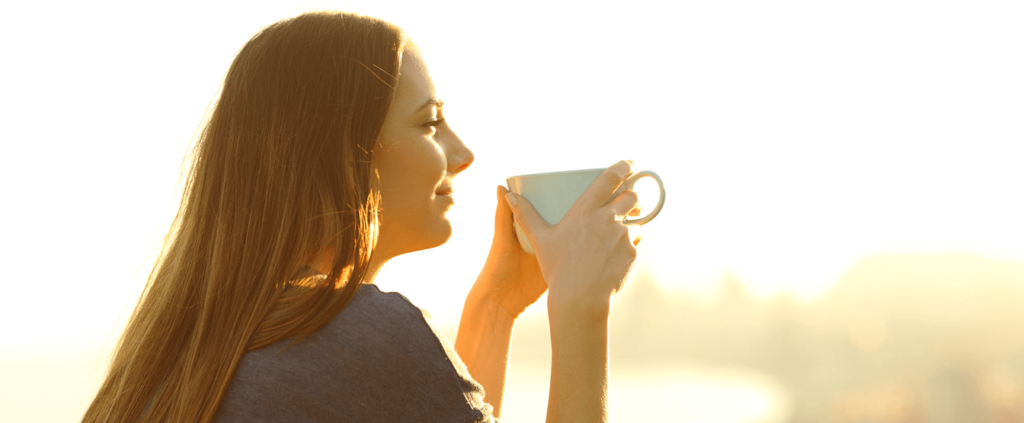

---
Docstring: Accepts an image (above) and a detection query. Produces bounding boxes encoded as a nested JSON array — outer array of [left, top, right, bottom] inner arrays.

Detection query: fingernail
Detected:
[[504, 193, 518, 208], [617, 160, 634, 178]]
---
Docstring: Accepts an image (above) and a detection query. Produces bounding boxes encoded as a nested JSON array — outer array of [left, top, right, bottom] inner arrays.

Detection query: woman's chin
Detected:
[[426, 219, 454, 248], [400, 220, 454, 254], [375, 216, 454, 258]]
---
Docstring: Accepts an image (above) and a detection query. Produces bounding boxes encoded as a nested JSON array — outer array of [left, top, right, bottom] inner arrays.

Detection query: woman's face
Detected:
[[371, 43, 474, 260]]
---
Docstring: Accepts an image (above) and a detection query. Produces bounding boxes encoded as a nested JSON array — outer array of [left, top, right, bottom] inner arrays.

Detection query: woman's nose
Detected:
[[444, 129, 474, 174]]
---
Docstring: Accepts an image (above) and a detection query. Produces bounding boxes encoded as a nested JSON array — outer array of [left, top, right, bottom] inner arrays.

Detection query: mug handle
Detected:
[[619, 170, 666, 226]]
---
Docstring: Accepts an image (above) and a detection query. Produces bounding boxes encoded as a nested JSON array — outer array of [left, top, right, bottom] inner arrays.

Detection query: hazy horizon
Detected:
[[2, 0, 1022, 422]]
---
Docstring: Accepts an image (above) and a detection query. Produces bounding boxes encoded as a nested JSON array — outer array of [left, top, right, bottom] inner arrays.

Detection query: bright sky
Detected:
[[1, 0, 1022, 355]]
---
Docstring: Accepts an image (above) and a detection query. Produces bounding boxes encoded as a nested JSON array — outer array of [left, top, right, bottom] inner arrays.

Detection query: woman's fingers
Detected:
[[580, 160, 634, 209], [490, 185, 517, 246], [495, 185, 512, 224], [607, 189, 640, 218], [628, 224, 642, 246], [504, 192, 549, 246]]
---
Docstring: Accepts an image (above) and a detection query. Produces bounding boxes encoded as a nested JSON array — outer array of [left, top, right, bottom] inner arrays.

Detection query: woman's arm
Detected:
[[456, 286, 613, 423], [458, 161, 640, 422], [546, 292, 611, 423], [455, 185, 548, 418], [454, 281, 516, 418], [505, 160, 641, 423]]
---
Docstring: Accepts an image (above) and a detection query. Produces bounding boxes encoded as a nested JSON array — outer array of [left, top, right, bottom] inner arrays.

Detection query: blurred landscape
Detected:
[[4, 253, 1023, 423], [1, 1, 1020, 422], [498, 253, 1024, 422]]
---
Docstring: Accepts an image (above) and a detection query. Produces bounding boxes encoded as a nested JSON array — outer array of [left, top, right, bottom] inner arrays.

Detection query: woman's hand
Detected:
[[503, 160, 642, 310], [458, 185, 555, 417], [503, 160, 642, 423], [472, 185, 550, 318]]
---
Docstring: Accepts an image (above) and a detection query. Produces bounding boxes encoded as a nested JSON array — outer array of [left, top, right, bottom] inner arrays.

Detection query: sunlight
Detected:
[[2, 1, 1023, 422]]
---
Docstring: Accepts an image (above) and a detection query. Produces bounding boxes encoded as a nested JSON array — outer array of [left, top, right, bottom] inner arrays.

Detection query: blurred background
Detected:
[[1, 0, 1022, 422]]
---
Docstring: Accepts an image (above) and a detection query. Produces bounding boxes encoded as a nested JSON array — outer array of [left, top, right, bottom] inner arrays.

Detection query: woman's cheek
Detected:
[[427, 137, 448, 174]]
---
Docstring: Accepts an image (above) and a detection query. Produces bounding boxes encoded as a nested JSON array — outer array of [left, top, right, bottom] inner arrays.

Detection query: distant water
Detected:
[[501, 361, 791, 423], [1, 353, 789, 423]]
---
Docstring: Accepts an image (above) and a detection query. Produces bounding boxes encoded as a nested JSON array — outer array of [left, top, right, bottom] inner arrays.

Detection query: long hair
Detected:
[[83, 11, 406, 422]]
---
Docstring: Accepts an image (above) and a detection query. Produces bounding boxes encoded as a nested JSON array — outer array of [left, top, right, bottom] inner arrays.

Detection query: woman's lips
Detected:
[[436, 187, 454, 201]]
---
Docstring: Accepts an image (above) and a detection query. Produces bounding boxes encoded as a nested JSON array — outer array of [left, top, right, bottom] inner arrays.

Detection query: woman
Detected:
[[84, 10, 641, 423]]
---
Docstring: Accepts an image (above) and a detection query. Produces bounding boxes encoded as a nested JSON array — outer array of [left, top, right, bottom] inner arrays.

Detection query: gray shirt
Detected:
[[214, 284, 496, 422]]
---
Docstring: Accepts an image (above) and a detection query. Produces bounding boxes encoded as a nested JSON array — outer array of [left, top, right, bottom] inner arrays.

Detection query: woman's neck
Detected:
[[361, 255, 389, 284], [310, 249, 390, 285]]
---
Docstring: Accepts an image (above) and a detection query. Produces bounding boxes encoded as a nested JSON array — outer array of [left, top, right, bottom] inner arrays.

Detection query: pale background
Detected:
[[1, 0, 1022, 422]]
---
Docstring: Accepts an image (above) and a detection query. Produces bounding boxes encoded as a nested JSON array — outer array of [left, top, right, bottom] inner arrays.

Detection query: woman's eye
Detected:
[[424, 118, 445, 129]]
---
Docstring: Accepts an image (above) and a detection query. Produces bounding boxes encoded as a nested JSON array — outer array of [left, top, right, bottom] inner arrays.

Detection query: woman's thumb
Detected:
[[504, 192, 548, 238]]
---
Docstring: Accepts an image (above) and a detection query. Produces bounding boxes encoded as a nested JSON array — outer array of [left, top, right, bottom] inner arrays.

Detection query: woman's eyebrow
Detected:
[[415, 98, 444, 113]]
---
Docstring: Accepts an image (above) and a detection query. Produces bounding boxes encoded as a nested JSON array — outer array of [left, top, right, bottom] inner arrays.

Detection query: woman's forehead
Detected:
[[394, 44, 436, 113]]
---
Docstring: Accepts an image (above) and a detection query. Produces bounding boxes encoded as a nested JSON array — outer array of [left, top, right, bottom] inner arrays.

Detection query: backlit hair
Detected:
[[83, 11, 406, 422]]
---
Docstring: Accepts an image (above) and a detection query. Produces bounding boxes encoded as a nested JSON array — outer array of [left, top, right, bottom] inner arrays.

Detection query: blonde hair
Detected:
[[83, 11, 406, 422]]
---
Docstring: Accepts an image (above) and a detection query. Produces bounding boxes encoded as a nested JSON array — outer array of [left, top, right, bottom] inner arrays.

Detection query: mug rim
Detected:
[[506, 167, 605, 180]]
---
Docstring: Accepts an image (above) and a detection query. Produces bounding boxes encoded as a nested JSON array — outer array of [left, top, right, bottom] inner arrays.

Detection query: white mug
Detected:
[[505, 168, 666, 255]]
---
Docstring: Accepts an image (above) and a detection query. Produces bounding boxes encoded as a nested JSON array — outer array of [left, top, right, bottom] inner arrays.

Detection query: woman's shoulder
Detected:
[[312, 283, 448, 356], [327, 283, 426, 334], [215, 283, 493, 423], [236, 283, 441, 373]]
